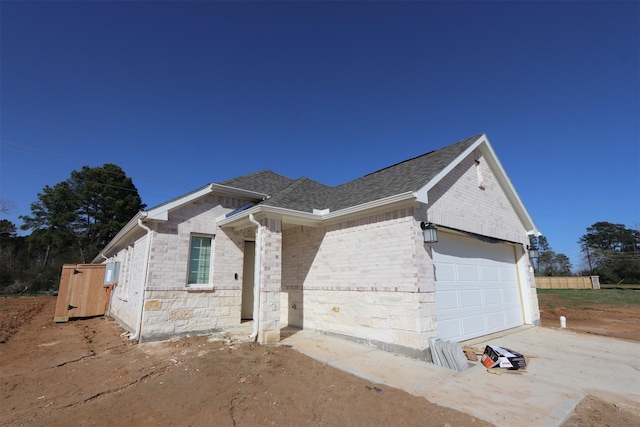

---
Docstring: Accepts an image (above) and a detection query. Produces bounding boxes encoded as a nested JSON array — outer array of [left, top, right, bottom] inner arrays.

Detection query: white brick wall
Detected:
[[107, 230, 147, 332], [428, 152, 527, 245], [280, 208, 437, 358], [106, 194, 251, 340], [276, 150, 540, 357], [257, 218, 282, 343], [284, 209, 422, 292], [147, 195, 246, 290], [105, 150, 539, 351]]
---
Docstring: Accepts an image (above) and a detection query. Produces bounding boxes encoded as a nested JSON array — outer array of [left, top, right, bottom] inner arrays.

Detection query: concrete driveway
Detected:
[[280, 326, 640, 426]]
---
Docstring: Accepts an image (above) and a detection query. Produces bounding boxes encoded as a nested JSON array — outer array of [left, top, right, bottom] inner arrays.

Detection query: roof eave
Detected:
[[91, 211, 146, 262], [145, 184, 268, 221], [217, 205, 323, 230], [218, 192, 417, 230]]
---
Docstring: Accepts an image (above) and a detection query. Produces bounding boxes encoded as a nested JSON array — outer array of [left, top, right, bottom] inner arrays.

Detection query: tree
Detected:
[[0, 220, 30, 292], [68, 164, 146, 260], [19, 164, 144, 290], [578, 221, 640, 283], [529, 235, 572, 276]]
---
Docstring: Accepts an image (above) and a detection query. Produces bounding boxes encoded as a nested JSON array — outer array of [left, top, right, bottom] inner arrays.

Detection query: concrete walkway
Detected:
[[280, 326, 640, 426]]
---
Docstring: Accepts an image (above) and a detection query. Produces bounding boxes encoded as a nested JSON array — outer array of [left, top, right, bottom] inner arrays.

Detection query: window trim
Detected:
[[186, 234, 215, 289]]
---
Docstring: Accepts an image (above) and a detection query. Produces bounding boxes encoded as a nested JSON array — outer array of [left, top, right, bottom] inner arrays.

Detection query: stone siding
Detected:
[[139, 288, 242, 340], [303, 289, 436, 360], [105, 194, 251, 338], [280, 209, 437, 356]]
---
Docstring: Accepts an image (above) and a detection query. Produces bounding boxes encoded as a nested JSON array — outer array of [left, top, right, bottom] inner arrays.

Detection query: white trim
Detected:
[[186, 233, 215, 288], [417, 134, 540, 237], [217, 192, 417, 230], [146, 185, 214, 220]]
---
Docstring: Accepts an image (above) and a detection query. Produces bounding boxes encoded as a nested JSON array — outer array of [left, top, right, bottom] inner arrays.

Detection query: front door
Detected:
[[241, 241, 255, 320]]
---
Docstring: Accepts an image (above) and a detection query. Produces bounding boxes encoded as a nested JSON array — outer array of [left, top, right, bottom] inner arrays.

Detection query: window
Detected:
[[187, 235, 214, 285]]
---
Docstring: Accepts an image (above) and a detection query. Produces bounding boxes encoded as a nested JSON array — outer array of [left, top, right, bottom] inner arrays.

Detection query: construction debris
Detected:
[[463, 347, 479, 361], [429, 338, 471, 372], [480, 345, 527, 370]]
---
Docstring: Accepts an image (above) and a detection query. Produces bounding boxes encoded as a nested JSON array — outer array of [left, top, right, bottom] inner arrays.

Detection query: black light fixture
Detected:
[[527, 245, 539, 260], [420, 222, 438, 244]]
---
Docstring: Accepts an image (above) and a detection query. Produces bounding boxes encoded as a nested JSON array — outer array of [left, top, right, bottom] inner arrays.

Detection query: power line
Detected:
[[1, 139, 199, 191], [0, 162, 175, 200]]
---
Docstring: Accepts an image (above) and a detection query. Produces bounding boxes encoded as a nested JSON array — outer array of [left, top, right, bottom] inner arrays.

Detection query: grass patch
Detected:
[[537, 288, 640, 307]]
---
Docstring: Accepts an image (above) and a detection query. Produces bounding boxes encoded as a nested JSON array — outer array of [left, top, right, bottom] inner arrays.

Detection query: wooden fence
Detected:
[[535, 276, 600, 289]]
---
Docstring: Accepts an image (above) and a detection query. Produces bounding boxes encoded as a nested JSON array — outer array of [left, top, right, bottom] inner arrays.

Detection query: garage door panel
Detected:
[[457, 265, 479, 281], [462, 315, 486, 336], [438, 319, 462, 340], [480, 266, 499, 281], [499, 267, 518, 281], [437, 291, 459, 310], [486, 311, 507, 329], [483, 289, 503, 305], [460, 290, 483, 308], [435, 264, 456, 281], [434, 233, 524, 341], [505, 308, 524, 324]]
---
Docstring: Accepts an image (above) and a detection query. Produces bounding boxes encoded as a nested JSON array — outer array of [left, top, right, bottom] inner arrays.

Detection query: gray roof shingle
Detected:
[[218, 170, 295, 195], [216, 134, 483, 213]]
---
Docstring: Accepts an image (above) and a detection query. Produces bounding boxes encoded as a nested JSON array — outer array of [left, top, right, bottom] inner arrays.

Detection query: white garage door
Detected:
[[433, 232, 524, 342]]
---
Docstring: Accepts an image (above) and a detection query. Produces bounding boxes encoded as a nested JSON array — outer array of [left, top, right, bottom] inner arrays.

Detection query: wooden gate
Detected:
[[54, 264, 108, 322]]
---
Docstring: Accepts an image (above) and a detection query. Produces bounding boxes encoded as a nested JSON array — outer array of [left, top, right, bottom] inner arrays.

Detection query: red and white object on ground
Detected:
[[481, 345, 527, 370]]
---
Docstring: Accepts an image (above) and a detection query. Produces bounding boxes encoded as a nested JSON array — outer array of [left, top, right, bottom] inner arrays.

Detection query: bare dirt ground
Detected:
[[1, 295, 639, 427], [537, 292, 640, 342], [1, 297, 489, 427]]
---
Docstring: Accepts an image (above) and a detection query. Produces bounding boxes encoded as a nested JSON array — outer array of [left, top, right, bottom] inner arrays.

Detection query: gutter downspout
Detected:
[[130, 218, 152, 342], [248, 214, 262, 341]]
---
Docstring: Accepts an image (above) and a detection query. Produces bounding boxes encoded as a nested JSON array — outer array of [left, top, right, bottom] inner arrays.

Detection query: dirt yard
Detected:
[[1, 295, 639, 427], [537, 291, 640, 342]]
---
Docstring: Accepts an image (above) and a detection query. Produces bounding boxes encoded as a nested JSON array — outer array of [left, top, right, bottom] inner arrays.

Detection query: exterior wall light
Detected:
[[527, 245, 539, 260], [421, 222, 438, 244]]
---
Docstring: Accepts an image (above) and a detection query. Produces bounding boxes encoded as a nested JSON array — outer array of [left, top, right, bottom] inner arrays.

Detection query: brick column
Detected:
[[258, 218, 282, 343]]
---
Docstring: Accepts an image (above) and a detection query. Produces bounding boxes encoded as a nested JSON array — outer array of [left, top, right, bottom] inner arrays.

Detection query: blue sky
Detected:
[[1, 1, 638, 272]]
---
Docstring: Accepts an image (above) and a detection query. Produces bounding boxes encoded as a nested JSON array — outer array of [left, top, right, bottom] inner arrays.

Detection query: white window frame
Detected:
[[186, 234, 215, 288]]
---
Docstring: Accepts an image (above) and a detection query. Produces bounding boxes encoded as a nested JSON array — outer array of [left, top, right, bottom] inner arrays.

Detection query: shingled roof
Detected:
[[215, 134, 483, 213], [219, 170, 296, 195]]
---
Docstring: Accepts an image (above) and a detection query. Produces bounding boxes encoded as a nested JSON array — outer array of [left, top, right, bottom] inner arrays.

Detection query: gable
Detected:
[[427, 149, 532, 243]]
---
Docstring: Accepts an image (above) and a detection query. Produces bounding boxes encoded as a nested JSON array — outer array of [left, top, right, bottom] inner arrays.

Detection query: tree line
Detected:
[[1, 163, 639, 293], [0, 164, 144, 293], [529, 222, 640, 283]]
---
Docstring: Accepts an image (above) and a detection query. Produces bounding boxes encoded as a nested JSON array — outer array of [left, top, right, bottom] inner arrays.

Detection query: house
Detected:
[[95, 133, 540, 361]]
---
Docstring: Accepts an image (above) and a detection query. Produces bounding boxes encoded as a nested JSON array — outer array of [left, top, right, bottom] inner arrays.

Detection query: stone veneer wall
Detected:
[[140, 289, 243, 340], [106, 194, 253, 341], [281, 208, 437, 359]]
